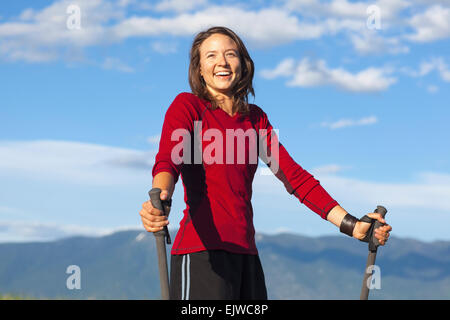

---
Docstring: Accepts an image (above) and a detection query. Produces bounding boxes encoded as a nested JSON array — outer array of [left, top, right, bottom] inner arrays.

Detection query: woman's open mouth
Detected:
[[214, 71, 232, 80]]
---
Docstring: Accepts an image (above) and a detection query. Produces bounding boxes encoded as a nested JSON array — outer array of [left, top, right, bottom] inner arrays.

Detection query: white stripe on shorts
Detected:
[[181, 254, 191, 300], [186, 254, 190, 300]]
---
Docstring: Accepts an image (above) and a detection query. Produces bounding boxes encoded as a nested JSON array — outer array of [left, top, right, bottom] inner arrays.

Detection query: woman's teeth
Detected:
[[215, 72, 231, 79]]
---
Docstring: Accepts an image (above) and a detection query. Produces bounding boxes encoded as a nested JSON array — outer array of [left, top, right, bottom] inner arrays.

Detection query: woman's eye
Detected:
[[206, 53, 236, 58]]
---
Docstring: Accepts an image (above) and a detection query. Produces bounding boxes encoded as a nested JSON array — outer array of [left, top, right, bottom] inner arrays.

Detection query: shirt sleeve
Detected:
[[152, 93, 197, 184], [257, 108, 339, 219]]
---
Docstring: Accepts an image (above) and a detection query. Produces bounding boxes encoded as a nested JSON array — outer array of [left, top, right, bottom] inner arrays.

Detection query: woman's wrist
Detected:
[[339, 214, 359, 238], [327, 206, 360, 238], [327, 205, 349, 227], [152, 171, 175, 198]]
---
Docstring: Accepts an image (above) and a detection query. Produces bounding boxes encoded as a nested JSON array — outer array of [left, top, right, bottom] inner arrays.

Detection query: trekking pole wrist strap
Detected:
[[339, 213, 359, 237]]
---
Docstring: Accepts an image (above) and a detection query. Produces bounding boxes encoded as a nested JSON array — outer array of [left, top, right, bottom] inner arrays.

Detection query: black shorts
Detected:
[[169, 250, 267, 300]]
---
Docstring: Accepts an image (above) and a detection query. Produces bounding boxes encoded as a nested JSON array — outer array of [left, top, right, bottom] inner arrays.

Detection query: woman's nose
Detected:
[[217, 53, 229, 66]]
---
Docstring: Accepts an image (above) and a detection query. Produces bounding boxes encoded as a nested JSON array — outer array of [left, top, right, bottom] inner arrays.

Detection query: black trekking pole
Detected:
[[148, 188, 172, 300], [360, 205, 388, 300]]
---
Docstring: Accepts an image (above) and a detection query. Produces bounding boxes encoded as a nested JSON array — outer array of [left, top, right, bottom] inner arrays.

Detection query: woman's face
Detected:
[[199, 33, 241, 98]]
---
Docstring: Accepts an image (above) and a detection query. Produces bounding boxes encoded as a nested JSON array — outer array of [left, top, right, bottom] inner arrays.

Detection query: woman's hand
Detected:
[[139, 189, 171, 233], [353, 213, 392, 246]]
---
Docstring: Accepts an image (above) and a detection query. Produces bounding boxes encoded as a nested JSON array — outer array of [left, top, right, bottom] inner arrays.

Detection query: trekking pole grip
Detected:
[[148, 187, 170, 300], [369, 205, 388, 251], [149, 188, 171, 244]]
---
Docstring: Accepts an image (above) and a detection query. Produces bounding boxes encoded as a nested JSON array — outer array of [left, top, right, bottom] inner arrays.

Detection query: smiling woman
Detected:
[[188, 26, 255, 116], [140, 25, 392, 300], [198, 34, 241, 112]]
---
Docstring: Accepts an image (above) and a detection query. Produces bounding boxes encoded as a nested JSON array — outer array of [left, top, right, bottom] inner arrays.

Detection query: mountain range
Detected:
[[0, 230, 449, 299]]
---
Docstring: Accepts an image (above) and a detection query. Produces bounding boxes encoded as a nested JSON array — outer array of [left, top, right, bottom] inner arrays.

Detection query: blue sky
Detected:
[[0, 0, 449, 243]]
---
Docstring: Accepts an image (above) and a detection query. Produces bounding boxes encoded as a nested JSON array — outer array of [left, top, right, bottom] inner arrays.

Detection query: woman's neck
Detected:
[[216, 95, 236, 116]]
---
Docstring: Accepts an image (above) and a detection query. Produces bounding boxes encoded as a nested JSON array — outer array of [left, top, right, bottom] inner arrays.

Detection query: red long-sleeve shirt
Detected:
[[152, 92, 339, 255]]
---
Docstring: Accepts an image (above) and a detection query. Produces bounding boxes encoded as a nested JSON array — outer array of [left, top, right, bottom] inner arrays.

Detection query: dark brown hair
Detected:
[[188, 26, 255, 114]]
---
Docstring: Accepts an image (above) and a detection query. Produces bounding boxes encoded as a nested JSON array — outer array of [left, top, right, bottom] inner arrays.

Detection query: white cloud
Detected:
[[0, 140, 156, 185], [350, 32, 409, 55], [320, 172, 450, 212], [426, 85, 439, 93], [403, 57, 450, 82], [0, 220, 140, 243], [0, 42, 58, 62], [407, 5, 450, 42], [320, 116, 378, 129], [0, 139, 161, 243], [117, 0, 136, 7], [0, 0, 125, 62], [253, 167, 450, 213], [0, 0, 432, 63], [0, 206, 21, 215], [412, 0, 450, 5], [374, 0, 411, 21], [151, 41, 178, 54], [252, 164, 450, 240], [0, 1, 367, 57], [101, 57, 135, 73], [111, 6, 328, 46], [154, 0, 208, 13], [261, 57, 397, 92], [418, 172, 450, 185], [431, 59, 450, 82], [1, 139, 450, 242], [259, 58, 296, 79], [284, 0, 410, 21]]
